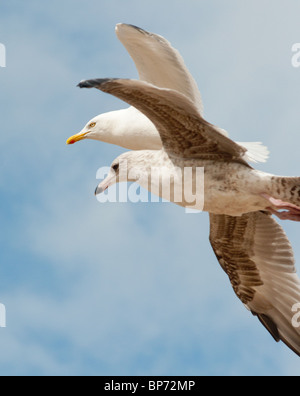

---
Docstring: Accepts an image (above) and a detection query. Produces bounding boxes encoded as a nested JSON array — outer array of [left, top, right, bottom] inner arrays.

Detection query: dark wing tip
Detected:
[[127, 24, 148, 35], [252, 312, 281, 342], [77, 78, 117, 89], [118, 23, 149, 35]]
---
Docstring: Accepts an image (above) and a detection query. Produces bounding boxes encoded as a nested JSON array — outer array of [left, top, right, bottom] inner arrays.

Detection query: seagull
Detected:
[[67, 24, 269, 164], [79, 77, 300, 357]]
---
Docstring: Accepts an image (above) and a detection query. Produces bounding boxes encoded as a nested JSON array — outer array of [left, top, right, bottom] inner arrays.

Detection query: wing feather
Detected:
[[115, 23, 204, 115], [209, 211, 300, 357]]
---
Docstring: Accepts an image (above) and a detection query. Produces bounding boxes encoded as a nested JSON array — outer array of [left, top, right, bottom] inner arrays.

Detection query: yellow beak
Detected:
[[66, 132, 88, 145]]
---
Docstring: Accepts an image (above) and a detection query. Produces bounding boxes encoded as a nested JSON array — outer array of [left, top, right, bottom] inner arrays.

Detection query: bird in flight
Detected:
[[70, 24, 300, 357]]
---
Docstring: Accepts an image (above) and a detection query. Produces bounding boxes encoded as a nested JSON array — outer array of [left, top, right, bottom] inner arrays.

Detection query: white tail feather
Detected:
[[237, 141, 270, 163], [215, 127, 270, 164]]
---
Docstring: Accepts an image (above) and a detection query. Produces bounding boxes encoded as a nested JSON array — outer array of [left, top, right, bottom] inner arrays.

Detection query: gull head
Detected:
[[66, 115, 103, 145], [95, 151, 155, 196]]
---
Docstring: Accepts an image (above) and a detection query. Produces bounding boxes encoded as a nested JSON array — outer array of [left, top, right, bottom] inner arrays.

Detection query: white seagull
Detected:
[[79, 77, 300, 357], [67, 24, 269, 164]]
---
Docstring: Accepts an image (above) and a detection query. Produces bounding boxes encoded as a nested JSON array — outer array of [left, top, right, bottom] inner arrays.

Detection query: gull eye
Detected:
[[89, 122, 96, 128], [112, 163, 119, 172]]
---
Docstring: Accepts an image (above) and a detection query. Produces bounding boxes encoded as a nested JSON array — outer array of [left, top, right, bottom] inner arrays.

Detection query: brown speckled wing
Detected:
[[209, 211, 300, 357], [78, 78, 248, 163], [209, 212, 264, 304]]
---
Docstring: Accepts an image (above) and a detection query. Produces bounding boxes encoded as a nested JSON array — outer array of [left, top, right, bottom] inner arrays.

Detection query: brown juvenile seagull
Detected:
[[79, 77, 300, 357]]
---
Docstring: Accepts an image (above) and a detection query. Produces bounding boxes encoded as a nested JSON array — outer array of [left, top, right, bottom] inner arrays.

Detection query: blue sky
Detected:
[[0, 0, 300, 376]]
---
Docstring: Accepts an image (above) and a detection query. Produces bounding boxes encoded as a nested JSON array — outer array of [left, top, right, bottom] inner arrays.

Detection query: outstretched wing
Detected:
[[78, 78, 248, 164], [209, 211, 300, 357], [115, 24, 269, 164], [115, 23, 204, 115]]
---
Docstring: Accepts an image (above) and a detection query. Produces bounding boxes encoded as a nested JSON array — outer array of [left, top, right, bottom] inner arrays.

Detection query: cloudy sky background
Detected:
[[0, 0, 300, 375]]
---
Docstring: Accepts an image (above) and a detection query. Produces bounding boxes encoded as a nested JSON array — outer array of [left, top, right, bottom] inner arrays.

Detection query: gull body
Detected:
[[97, 149, 299, 216]]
